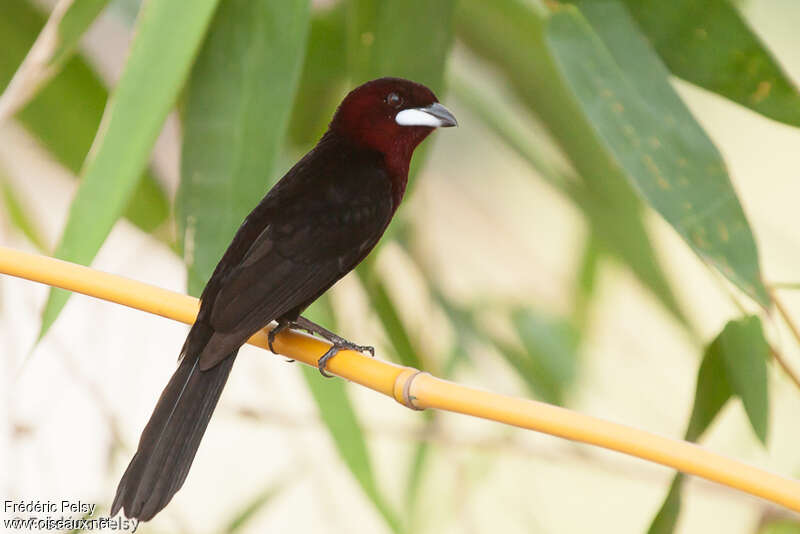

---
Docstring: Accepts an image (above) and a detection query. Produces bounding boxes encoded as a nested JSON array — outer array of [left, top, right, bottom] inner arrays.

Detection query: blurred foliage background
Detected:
[[1, 0, 800, 532]]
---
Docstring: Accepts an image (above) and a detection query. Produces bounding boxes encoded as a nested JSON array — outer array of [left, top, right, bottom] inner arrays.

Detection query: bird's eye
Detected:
[[386, 92, 403, 108]]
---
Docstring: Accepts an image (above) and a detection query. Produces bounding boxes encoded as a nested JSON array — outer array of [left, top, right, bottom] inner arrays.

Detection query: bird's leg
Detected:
[[291, 315, 375, 377], [293, 316, 375, 354]]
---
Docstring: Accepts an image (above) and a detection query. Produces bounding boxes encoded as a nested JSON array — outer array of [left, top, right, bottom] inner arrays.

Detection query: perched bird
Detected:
[[111, 77, 457, 520]]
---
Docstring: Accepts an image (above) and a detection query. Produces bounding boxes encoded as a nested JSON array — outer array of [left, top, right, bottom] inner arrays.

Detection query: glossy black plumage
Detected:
[[111, 77, 455, 521], [196, 132, 393, 369]]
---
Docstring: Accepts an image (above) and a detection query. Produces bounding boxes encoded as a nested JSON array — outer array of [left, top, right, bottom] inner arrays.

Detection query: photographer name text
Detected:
[[5, 499, 96, 515]]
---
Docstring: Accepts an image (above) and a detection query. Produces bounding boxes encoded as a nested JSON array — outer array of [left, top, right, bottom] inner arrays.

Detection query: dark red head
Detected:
[[330, 77, 457, 176]]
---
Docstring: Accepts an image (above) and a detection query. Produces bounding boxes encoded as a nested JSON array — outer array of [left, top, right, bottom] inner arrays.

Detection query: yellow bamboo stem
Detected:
[[2, 245, 800, 512]]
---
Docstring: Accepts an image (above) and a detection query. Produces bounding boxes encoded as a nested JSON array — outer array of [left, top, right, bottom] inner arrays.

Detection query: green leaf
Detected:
[[456, 0, 769, 308], [648, 316, 769, 532], [298, 297, 401, 534], [224, 479, 284, 533], [450, 74, 688, 328], [772, 282, 800, 291], [446, 73, 567, 189], [38, 0, 221, 337], [356, 264, 423, 369], [110, 0, 142, 23], [0, 0, 102, 172], [687, 315, 770, 444], [46, 0, 108, 67], [417, 256, 580, 405], [572, 184, 687, 327], [177, 0, 310, 296], [716, 316, 769, 443], [0, 172, 47, 251], [564, 0, 768, 307], [505, 308, 579, 405], [685, 337, 733, 443], [121, 171, 171, 235], [300, 366, 401, 534], [758, 520, 800, 534], [647, 474, 684, 534], [0, 0, 169, 237], [622, 0, 800, 127], [403, 410, 439, 532], [0, 0, 110, 119], [404, 420, 432, 509], [308, 287, 426, 532], [573, 233, 599, 329], [347, 0, 455, 92], [419, 280, 475, 377], [288, 4, 348, 149]]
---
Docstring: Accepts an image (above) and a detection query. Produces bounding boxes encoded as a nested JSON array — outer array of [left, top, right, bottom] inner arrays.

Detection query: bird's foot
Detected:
[[316, 340, 374, 378], [272, 315, 374, 377]]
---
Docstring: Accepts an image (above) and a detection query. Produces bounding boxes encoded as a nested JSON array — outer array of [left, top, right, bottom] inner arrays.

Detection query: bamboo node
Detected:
[[393, 369, 427, 410]]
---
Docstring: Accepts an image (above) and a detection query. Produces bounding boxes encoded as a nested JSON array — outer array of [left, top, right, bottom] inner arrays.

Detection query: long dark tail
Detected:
[[111, 323, 237, 521]]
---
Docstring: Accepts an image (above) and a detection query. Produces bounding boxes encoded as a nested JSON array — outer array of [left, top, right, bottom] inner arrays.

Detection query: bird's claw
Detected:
[[269, 333, 298, 365], [316, 341, 375, 377], [267, 329, 278, 353], [317, 347, 337, 378], [268, 321, 289, 354], [345, 341, 374, 357]]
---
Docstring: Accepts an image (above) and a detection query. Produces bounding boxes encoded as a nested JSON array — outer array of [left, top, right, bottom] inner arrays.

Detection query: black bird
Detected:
[[111, 77, 457, 520]]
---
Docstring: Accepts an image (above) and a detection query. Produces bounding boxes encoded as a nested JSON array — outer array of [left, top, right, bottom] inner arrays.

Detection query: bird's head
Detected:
[[330, 77, 457, 165]]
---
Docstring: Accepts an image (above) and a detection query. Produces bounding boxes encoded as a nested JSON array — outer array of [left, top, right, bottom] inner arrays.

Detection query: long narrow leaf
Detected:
[[356, 264, 423, 369], [648, 335, 730, 534], [404, 414, 433, 512], [560, 1, 769, 307], [684, 340, 733, 443], [647, 474, 685, 534], [758, 521, 800, 534], [0, 0, 110, 119], [288, 4, 348, 149], [0, 0, 169, 236], [573, 233, 600, 329], [38, 0, 221, 337], [649, 315, 768, 532], [772, 283, 800, 291], [301, 298, 402, 534], [347, 0, 455, 92], [0, 173, 47, 251], [300, 366, 401, 534], [457, 0, 770, 309], [224, 479, 286, 533], [716, 316, 769, 443], [451, 74, 688, 327], [178, 0, 310, 295], [622, 0, 800, 127], [509, 308, 579, 405]]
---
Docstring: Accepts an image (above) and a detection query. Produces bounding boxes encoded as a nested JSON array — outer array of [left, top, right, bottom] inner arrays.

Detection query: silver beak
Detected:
[[395, 102, 458, 128]]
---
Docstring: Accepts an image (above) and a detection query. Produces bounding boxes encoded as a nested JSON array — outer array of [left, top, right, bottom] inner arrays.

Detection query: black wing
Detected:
[[195, 139, 393, 369]]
